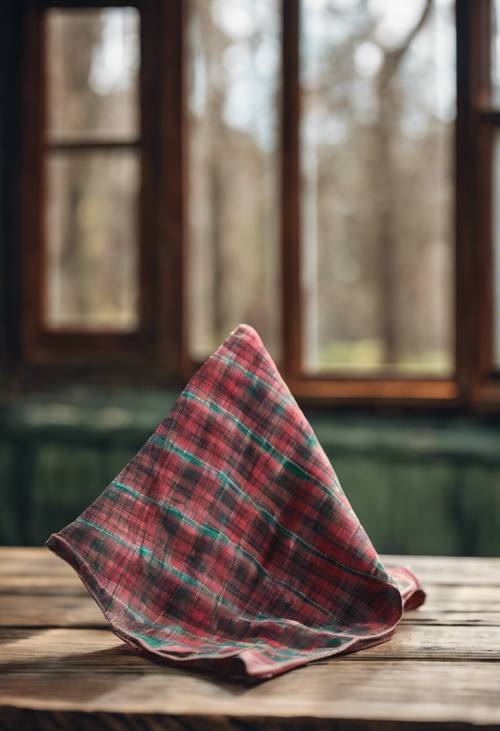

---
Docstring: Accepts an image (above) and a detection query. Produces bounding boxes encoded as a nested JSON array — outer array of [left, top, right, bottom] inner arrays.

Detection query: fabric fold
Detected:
[[47, 323, 425, 679]]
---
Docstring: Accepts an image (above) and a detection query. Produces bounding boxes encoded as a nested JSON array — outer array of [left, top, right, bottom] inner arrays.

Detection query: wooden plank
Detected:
[[3, 549, 500, 586], [0, 712, 498, 731], [356, 623, 500, 661], [2, 593, 499, 629], [2, 552, 500, 617], [1, 550, 499, 729], [3, 574, 500, 614], [385, 554, 500, 585], [1, 623, 499, 670], [1, 661, 500, 727], [0, 593, 103, 627], [0, 628, 124, 670], [0, 574, 85, 594], [401, 610, 500, 626], [423, 584, 500, 612], [0, 547, 75, 575]]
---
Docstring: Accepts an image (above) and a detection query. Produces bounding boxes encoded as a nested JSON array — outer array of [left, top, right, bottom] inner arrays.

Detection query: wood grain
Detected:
[[3, 549, 498, 585], [3, 593, 500, 629], [1, 623, 500, 671], [385, 554, 500, 585], [1, 548, 500, 729], [3, 572, 500, 611], [0, 593, 103, 627], [1, 662, 500, 727]]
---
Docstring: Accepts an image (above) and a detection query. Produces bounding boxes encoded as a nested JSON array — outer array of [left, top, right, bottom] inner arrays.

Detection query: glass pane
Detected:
[[301, 0, 455, 375], [187, 0, 280, 361], [493, 133, 500, 369], [46, 7, 140, 141], [45, 150, 139, 331]]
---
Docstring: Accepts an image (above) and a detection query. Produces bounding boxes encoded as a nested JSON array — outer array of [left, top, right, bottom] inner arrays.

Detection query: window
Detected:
[[300, 0, 454, 377], [187, 0, 281, 361], [19, 0, 180, 377], [45, 7, 140, 332], [4, 0, 500, 406]]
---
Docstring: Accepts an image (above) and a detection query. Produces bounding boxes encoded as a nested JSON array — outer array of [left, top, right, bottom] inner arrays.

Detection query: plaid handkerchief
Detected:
[[47, 324, 425, 679]]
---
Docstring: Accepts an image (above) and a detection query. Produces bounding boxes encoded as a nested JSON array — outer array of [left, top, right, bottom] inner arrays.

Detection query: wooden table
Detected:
[[0, 549, 499, 730]]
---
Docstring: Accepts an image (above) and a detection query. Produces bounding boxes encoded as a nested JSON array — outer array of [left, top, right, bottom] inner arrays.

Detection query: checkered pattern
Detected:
[[47, 324, 425, 679]]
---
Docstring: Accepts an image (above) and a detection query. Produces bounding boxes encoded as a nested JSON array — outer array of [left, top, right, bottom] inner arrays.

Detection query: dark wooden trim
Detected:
[[188, 355, 457, 408], [456, 0, 500, 407], [281, 0, 302, 378], [26, 331, 149, 361], [288, 377, 458, 406], [475, 118, 494, 383], [455, 0, 474, 404], [0, 3, 27, 384], [138, 0, 161, 353], [470, 376, 500, 408], [477, 109, 500, 124], [45, 140, 140, 152], [22, 1, 45, 365], [456, 0, 500, 404], [473, 1, 495, 393], [29, 0, 139, 8], [155, 0, 186, 379]]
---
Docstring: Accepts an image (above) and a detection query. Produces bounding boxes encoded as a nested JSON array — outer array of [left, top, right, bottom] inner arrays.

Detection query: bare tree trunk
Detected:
[[373, 90, 398, 365], [374, 0, 433, 366], [209, 91, 225, 340]]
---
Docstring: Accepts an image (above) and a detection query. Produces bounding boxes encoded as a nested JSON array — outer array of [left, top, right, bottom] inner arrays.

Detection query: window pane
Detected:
[[187, 0, 280, 361], [493, 134, 500, 369], [45, 151, 139, 331], [46, 8, 140, 141], [301, 0, 455, 375]]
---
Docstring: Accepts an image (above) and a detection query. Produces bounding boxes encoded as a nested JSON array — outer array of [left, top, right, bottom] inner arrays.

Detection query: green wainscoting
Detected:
[[1, 388, 499, 554]]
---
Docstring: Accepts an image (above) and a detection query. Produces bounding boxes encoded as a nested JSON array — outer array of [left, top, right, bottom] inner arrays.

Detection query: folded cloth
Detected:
[[47, 324, 425, 679]]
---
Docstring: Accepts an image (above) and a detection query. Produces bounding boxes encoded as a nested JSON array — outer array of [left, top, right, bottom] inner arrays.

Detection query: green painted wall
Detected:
[[1, 388, 499, 555]]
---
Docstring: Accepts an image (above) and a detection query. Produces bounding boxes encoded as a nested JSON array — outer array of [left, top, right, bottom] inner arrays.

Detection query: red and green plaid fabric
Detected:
[[47, 324, 425, 679]]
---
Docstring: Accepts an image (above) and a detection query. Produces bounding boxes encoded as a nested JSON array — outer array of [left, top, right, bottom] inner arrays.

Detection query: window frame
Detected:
[[3, 0, 500, 409], [456, 0, 500, 409], [17, 0, 186, 383], [278, 0, 459, 406]]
